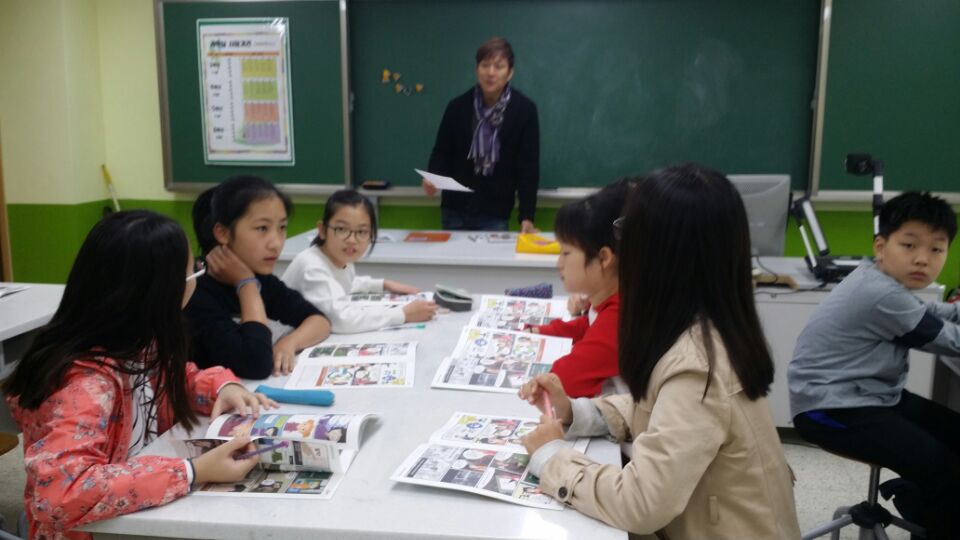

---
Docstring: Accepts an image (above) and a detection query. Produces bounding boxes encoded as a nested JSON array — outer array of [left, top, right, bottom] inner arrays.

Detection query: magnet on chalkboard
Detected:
[[415, 83, 424, 93], [381, 69, 391, 83], [392, 72, 402, 81], [394, 83, 405, 93]]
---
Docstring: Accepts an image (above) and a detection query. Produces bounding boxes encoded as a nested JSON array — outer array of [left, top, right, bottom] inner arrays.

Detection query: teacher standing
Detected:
[[423, 37, 540, 233]]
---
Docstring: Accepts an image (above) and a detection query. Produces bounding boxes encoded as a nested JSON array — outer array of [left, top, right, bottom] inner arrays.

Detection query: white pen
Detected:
[[186, 268, 206, 282]]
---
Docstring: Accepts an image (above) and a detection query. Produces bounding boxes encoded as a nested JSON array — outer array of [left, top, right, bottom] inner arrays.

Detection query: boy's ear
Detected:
[[873, 235, 886, 261], [213, 223, 231, 245], [597, 246, 616, 271]]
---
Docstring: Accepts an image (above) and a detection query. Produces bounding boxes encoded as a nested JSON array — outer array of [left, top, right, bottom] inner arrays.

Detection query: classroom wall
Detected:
[[1, 0, 958, 293]]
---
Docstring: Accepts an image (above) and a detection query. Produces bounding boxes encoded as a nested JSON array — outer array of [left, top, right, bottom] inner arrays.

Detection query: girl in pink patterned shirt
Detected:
[[2, 211, 276, 540]]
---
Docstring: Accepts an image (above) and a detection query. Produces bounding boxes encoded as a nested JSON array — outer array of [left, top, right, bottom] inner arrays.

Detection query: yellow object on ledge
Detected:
[[516, 233, 560, 254]]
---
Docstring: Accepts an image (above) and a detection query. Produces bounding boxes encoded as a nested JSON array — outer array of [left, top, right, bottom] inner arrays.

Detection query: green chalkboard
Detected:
[[349, 0, 819, 189], [159, 0, 345, 187], [819, 0, 960, 192]]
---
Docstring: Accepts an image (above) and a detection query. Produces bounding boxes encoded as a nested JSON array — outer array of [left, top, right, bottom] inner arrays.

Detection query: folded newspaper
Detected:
[[391, 412, 589, 509], [170, 411, 377, 498]]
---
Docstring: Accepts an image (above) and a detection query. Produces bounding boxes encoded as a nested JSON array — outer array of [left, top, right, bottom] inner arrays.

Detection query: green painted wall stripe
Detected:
[[7, 201, 959, 294]]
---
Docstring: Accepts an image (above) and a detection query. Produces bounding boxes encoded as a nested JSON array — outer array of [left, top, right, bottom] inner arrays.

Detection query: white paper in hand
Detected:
[[415, 169, 473, 192]]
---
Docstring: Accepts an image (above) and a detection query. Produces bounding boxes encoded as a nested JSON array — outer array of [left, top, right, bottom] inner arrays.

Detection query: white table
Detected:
[[278, 237, 945, 428], [83, 305, 626, 540], [0, 283, 64, 431], [279, 229, 562, 294]]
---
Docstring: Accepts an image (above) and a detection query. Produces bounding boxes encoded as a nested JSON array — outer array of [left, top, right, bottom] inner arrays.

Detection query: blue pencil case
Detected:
[[255, 385, 335, 407]]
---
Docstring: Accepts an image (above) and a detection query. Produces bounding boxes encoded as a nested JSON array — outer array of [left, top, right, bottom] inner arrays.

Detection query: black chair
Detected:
[[801, 460, 926, 540]]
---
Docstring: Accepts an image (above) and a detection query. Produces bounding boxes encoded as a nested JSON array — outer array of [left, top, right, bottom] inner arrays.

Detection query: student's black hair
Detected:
[[554, 179, 635, 261], [1, 211, 200, 428], [878, 191, 957, 242], [192, 175, 293, 256], [311, 189, 378, 251], [618, 163, 774, 402]]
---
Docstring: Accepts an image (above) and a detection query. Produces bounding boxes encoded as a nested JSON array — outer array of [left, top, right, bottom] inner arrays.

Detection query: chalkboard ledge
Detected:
[[357, 186, 599, 201], [167, 182, 350, 196]]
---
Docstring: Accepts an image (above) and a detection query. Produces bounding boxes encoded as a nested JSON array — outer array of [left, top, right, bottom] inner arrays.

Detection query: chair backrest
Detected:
[[0, 433, 17, 457]]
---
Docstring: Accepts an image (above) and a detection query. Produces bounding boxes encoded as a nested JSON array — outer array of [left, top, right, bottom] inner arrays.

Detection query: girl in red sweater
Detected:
[[530, 180, 633, 397]]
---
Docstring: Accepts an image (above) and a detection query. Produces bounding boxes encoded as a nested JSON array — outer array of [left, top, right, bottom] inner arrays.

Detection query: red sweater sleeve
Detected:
[[549, 303, 620, 398], [185, 362, 239, 416], [536, 315, 590, 341]]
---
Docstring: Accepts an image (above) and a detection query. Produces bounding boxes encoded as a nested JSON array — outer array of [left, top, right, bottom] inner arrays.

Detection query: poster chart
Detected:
[[197, 18, 294, 165]]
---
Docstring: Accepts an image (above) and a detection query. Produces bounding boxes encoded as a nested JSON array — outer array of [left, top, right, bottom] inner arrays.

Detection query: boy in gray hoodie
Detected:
[[789, 192, 960, 539]]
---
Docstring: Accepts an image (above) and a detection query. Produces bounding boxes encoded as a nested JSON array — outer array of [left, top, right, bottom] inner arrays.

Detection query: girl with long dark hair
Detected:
[[186, 176, 331, 379], [3, 211, 275, 539], [519, 163, 800, 539]]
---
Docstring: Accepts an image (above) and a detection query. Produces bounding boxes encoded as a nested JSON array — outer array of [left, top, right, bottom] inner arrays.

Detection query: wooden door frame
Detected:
[[0, 127, 13, 281]]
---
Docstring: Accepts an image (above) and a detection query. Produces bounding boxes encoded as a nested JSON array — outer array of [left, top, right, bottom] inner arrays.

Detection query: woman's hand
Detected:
[[520, 220, 539, 234], [211, 383, 278, 418], [191, 436, 260, 485], [272, 338, 299, 376], [205, 245, 255, 287], [403, 300, 438, 322], [567, 294, 590, 317], [422, 179, 438, 197], [384, 280, 420, 294], [518, 373, 572, 424], [521, 415, 565, 455]]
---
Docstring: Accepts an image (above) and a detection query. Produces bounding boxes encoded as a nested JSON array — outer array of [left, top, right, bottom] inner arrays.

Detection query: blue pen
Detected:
[[234, 440, 289, 460]]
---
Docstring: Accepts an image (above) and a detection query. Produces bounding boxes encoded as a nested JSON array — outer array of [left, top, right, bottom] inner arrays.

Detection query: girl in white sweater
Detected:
[[282, 190, 437, 333]]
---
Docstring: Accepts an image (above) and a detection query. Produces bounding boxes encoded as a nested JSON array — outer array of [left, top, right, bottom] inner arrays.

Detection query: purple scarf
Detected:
[[468, 83, 512, 176]]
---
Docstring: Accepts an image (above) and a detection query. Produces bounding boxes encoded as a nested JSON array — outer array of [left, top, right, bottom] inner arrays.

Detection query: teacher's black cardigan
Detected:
[[428, 87, 540, 223]]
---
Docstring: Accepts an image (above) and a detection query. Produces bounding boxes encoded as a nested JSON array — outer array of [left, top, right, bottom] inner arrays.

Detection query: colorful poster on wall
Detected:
[[197, 18, 294, 165]]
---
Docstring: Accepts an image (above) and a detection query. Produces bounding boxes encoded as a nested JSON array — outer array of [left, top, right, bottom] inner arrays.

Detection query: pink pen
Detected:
[[543, 392, 556, 421]]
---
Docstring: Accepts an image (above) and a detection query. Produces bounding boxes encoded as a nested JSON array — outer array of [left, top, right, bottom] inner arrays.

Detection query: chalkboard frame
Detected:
[[348, 0, 819, 192], [155, 0, 353, 193], [813, 0, 960, 198]]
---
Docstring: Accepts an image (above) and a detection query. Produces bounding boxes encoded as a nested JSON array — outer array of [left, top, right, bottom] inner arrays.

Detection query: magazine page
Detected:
[[469, 295, 570, 331], [285, 341, 417, 389], [205, 412, 377, 452], [431, 412, 589, 454], [197, 464, 344, 499], [432, 328, 572, 393], [170, 436, 343, 471], [391, 443, 561, 510], [347, 291, 433, 307]]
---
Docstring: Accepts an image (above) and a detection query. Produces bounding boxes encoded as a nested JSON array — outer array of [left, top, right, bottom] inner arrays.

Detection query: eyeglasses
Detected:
[[329, 226, 371, 241], [612, 216, 625, 241]]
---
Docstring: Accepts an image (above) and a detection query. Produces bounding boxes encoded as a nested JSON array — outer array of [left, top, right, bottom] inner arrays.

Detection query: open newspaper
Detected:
[[392, 412, 589, 509], [432, 327, 572, 393], [285, 341, 417, 389], [469, 294, 570, 331], [171, 412, 377, 498]]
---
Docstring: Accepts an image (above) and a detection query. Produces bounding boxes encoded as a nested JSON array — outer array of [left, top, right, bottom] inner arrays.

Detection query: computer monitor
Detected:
[[729, 174, 791, 256]]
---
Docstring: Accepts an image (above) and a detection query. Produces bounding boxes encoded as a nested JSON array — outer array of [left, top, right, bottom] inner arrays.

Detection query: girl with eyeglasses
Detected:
[[525, 179, 634, 398], [282, 189, 438, 333], [185, 176, 331, 380]]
